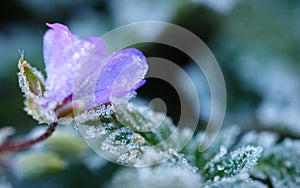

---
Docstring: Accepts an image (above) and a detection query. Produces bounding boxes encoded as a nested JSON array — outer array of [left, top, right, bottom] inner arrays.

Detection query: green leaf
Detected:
[[17, 57, 45, 97], [203, 145, 263, 180], [184, 126, 241, 169], [17, 57, 53, 123], [78, 115, 148, 165], [252, 138, 300, 188], [77, 101, 189, 166]]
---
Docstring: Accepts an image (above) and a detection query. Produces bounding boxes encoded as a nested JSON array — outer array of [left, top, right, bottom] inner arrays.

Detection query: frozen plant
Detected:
[[0, 23, 147, 152], [0, 23, 299, 188]]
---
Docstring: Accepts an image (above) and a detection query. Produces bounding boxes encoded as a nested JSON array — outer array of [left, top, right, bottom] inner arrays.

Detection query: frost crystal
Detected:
[[252, 138, 300, 188], [80, 124, 106, 139], [77, 99, 192, 166], [75, 105, 113, 124], [185, 126, 241, 169], [113, 100, 166, 132], [203, 145, 263, 180]]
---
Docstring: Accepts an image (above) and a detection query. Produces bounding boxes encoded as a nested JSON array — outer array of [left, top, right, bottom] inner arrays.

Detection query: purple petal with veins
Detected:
[[43, 23, 105, 107], [42, 23, 148, 113], [94, 48, 148, 105]]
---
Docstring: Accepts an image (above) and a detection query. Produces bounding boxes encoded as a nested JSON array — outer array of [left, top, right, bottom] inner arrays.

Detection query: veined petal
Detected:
[[94, 48, 148, 105], [43, 23, 105, 107]]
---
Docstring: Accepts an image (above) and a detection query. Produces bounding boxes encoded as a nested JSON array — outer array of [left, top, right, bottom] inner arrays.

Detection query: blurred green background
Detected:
[[0, 0, 299, 187]]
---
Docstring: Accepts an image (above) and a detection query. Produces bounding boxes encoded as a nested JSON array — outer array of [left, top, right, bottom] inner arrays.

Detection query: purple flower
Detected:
[[19, 23, 148, 122]]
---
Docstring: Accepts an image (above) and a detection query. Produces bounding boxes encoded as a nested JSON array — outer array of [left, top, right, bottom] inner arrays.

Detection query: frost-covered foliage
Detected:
[[203, 145, 263, 180], [76, 103, 266, 187], [78, 101, 190, 166], [1, 9, 299, 186], [3, 104, 300, 187], [1, 95, 299, 188], [101, 121, 300, 187], [2, 110, 300, 188], [251, 138, 300, 187]]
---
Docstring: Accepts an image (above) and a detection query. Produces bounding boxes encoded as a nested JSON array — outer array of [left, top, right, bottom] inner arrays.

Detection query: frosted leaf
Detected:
[[17, 57, 54, 123], [201, 125, 240, 154], [80, 124, 107, 139], [24, 97, 57, 124], [113, 101, 167, 132], [186, 126, 241, 169], [17, 57, 45, 97], [230, 146, 263, 174], [208, 146, 227, 164], [75, 105, 114, 124], [251, 138, 300, 188], [77, 100, 191, 166], [165, 151, 199, 173], [203, 145, 263, 180], [134, 148, 167, 166], [77, 118, 149, 166], [113, 100, 190, 154]]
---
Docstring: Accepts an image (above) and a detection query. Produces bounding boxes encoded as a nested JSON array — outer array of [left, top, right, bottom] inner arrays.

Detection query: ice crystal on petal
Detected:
[[95, 48, 148, 105], [43, 23, 105, 107], [18, 23, 148, 123]]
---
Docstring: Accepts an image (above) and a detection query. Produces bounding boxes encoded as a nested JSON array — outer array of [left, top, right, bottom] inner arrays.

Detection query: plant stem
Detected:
[[0, 122, 58, 153]]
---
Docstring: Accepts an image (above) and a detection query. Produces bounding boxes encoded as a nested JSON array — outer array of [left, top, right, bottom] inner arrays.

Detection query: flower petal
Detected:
[[43, 23, 105, 107], [94, 48, 148, 105]]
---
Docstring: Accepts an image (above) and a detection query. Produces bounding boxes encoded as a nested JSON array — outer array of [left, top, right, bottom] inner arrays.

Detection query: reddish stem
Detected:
[[0, 122, 58, 153]]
